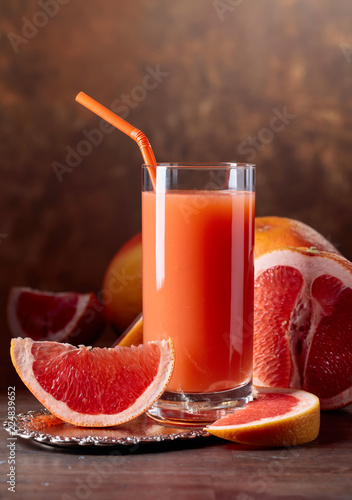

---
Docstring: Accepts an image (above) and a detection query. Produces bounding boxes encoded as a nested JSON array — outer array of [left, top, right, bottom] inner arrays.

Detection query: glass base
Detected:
[[146, 380, 253, 428]]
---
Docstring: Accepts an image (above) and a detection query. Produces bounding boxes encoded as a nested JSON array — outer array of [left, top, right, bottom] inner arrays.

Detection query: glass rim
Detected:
[[142, 162, 255, 169]]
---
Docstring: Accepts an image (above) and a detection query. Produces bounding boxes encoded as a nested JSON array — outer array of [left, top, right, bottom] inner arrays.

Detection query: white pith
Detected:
[[254, 250, 352, 406], [11, 337, 175, 427]]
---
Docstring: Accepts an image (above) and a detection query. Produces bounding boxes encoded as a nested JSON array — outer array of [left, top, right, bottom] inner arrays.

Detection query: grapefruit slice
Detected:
[[10, 337, 174, 427], [254, 247, 352, 410], [112, 313, 144, 348], [206, 387, 320, 447], [7, 287, 105, 345]]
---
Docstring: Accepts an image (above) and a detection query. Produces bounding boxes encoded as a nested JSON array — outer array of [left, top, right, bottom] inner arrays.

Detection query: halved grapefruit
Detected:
[[7, 287, 105, 345], [206, 387, 320, 447], [254, 247, 352, 410], [11, 337, 174, 427]]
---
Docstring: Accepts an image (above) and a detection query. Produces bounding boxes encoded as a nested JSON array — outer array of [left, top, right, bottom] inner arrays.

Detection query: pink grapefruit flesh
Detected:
[[11, 337, 175, 427], [254, 248, 352, 410]]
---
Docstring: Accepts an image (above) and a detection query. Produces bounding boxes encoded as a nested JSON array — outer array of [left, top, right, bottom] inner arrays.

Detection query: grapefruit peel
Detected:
[[254, 216, 340, 259]]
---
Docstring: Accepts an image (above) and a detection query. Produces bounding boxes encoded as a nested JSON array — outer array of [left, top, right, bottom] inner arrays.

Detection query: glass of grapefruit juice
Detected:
[[142, 163, 255, 426]]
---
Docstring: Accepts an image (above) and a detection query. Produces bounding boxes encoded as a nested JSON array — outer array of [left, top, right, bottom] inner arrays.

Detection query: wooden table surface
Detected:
[[1, 391, 352, 500]]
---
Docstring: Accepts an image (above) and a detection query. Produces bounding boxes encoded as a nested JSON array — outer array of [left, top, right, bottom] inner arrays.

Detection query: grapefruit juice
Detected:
[[142, 164, 255, 424]]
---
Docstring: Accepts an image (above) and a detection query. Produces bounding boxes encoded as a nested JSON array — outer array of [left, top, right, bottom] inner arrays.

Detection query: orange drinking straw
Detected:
[[75, 92, 157, 189]]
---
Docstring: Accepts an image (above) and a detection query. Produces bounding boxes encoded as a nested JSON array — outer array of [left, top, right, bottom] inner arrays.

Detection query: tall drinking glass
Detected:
[[142, 163, 255, 426]]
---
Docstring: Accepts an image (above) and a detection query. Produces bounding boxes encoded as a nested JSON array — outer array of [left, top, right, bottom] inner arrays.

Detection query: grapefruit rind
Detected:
[[206, 387, 320, 447], [10, 337, 174, 427], [255, 216, 340, 259]]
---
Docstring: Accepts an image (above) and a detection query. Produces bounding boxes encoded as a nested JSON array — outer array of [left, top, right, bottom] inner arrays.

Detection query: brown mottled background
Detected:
[[1, 0, 352, 391]]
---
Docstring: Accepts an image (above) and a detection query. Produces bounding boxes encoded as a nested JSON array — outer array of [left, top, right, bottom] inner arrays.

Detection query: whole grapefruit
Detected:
[[102, 233, 142, 333]]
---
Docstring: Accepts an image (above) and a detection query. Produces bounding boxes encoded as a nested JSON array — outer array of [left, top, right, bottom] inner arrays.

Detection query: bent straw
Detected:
[[75, 92, 156, 189]]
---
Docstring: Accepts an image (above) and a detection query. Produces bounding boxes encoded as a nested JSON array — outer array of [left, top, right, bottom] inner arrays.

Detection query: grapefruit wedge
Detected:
[[254, 247, 352, 410], [206, 387, 320, 447], [11, 337, 174, 427], [7, 287, 105, 345]]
